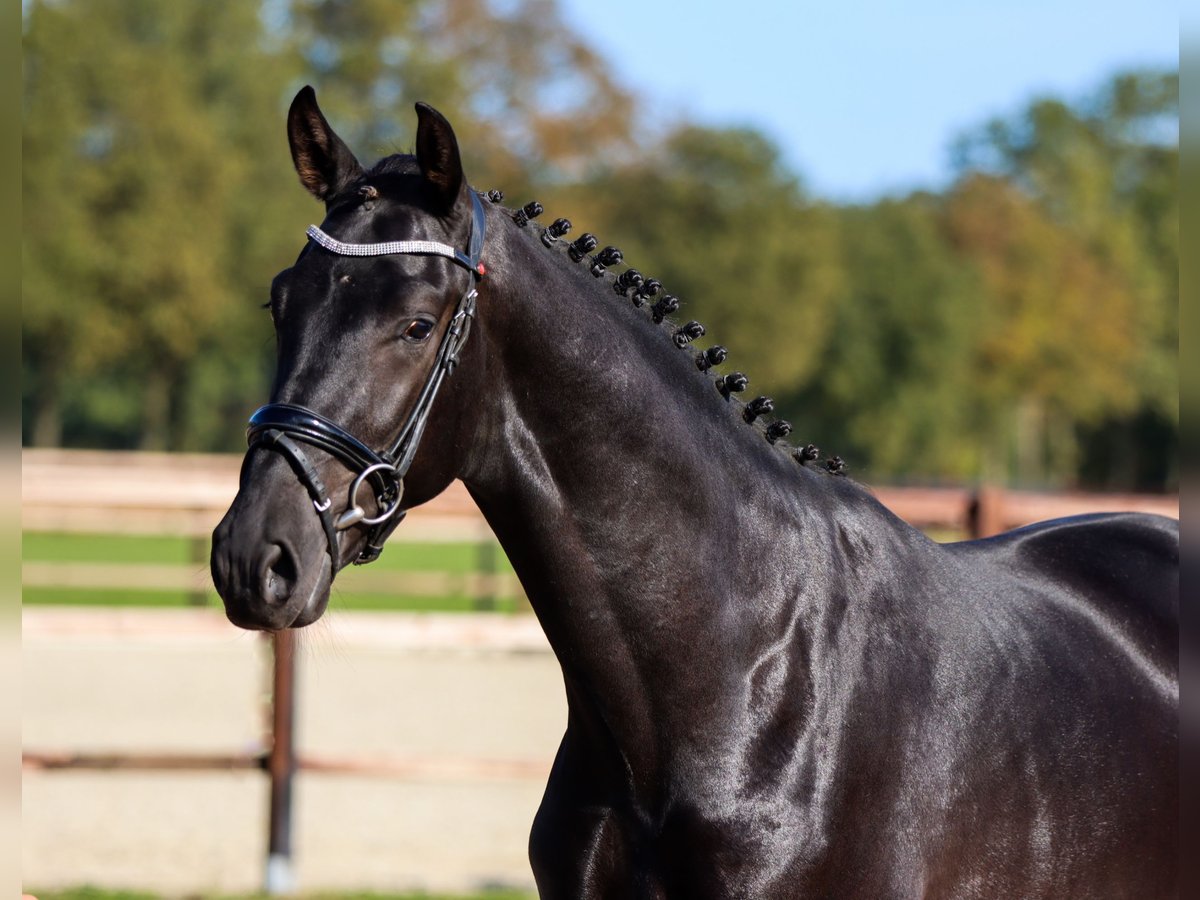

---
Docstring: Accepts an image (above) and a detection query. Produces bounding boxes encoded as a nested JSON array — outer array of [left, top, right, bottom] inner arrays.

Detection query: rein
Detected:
[[245, 190, 487, 566]]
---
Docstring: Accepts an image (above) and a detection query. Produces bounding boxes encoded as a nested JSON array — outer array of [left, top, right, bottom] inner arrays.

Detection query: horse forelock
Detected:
[[367, 153, 421, 178]]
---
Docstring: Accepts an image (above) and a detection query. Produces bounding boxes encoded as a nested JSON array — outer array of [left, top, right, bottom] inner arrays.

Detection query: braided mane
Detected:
[[489, 190, 848, 477]]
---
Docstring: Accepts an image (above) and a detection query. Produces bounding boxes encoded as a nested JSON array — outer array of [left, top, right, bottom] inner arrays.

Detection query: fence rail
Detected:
[[23, 448, 1179, 544], [23, 447, 513, 607]]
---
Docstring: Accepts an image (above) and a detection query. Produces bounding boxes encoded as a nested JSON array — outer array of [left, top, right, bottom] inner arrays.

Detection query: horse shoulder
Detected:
[[970, 511, 1177, 634]]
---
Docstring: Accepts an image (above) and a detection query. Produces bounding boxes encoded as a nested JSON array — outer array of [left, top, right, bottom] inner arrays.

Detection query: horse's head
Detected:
[[211, 87, 488, 630]]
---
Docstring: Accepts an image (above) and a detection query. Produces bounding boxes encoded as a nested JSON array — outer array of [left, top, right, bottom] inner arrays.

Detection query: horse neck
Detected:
[[455, 218, 888, 774], [461, 220, 818, 586]]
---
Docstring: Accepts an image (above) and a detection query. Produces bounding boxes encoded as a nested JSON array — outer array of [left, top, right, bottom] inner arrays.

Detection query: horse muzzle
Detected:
[[210, 458, 336, 630]]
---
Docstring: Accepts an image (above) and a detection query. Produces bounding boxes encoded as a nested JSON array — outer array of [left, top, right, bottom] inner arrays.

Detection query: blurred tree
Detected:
[[285, 0, 638, 193], [941, 174, 1142, 483], [23, 0, 308, 450], [952, 70, 1177, 487], [20, 0, 1177, 491], [804, 195, 988, 481], [22, 0, 639, 451], [566, 125, 843, 396]]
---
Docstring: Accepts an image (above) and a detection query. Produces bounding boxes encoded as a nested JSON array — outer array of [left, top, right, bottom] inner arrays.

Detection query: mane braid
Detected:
[[488, 190, 849, 478]]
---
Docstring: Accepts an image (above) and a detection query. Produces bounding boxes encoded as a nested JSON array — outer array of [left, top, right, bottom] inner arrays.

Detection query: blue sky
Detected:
[[558, 0, 1178, 201]]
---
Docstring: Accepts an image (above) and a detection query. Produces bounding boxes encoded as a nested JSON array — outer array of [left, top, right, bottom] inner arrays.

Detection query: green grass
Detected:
[[22, 533, 514, 574], [369, 542, 515, 575], [22, 532, 521, 612], [23, 532, 201, 565], [21, 584, 524, 612], [29, 891, 534, 900]]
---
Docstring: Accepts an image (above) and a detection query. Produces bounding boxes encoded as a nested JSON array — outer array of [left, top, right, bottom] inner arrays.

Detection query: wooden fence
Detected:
[[21, 446, 1179, 561], [20, 447, 1178, 893], [22, 447, 521, 607], [21, 447, 1178, 613]]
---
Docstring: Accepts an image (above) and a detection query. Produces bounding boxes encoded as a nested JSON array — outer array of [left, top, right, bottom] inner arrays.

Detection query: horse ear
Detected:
[[414, 102, 466, 211], [287, 86, 364, 202]]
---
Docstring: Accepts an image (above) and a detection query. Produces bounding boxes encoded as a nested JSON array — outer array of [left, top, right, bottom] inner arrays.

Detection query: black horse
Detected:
[[211, 88, 1178, 898]]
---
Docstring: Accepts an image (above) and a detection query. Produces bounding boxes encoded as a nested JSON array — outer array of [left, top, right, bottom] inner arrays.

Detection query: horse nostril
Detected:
[[261, 543, 299, 604]]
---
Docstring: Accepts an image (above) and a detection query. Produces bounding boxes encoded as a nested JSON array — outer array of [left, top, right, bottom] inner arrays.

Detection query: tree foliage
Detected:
[[285, 0, 637, 192], [568, 126, 842, 393], [806, 196, 989, 480], [23, 0, 306, 449], [950, 71, 1178, 486], [21, 1, 1177, 489], [22, 0, 635, 450]]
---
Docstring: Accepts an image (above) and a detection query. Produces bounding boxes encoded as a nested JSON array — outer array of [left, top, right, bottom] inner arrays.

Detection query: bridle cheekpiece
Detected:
[[245, 190, 487, 566]]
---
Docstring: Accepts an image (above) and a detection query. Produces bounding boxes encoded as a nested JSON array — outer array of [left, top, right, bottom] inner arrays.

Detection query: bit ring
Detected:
[[334, 463, 403, 530]]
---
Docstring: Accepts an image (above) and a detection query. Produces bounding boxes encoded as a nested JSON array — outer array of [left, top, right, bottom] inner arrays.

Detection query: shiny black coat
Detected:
[[211, 90, 1179, 898]]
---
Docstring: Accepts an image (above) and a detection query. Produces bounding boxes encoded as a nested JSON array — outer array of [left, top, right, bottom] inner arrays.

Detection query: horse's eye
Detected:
[[401, 319, 435, 342]]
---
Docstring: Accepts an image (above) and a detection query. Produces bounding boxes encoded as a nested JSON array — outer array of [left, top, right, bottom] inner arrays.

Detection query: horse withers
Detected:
[[211, 88, 1178, 898]]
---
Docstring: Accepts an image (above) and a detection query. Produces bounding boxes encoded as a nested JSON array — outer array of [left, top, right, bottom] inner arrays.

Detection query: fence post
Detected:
[[475, 534, 498, 611], [265, 630, 297, 895], [188, 531, 208, 606], [968, 486, 1006, 539]]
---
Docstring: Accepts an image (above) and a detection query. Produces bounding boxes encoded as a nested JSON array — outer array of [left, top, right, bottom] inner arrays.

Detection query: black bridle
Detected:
[[245, 191, 487, 566]]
